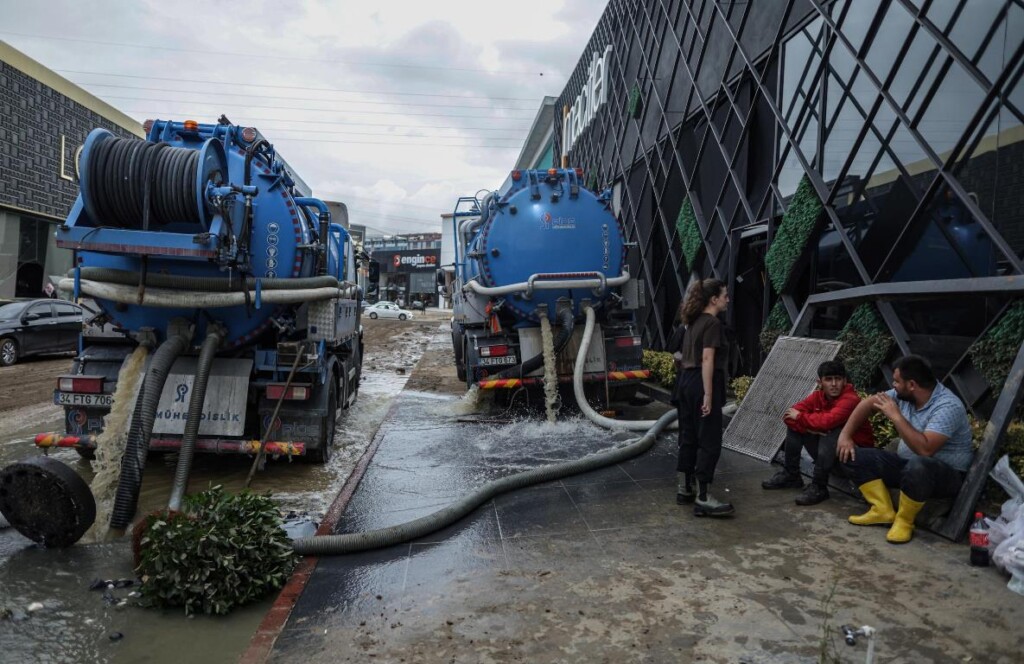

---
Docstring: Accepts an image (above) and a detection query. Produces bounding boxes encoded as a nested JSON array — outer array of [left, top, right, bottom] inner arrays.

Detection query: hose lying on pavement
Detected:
[[291, 304, 678, 556], [291, 409, 676, 556]]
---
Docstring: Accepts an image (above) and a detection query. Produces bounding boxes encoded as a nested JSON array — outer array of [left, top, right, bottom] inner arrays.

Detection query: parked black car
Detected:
[[0, 299, 84, 366]]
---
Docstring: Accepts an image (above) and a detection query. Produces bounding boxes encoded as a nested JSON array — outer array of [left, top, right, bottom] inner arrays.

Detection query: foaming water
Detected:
[[452, 384, 482, 415], [84, 347, 149, 542], [540, 316, 558, 423]]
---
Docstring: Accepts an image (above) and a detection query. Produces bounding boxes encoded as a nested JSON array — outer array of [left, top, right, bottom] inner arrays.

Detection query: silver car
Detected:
[[364, 302, 415, 320]]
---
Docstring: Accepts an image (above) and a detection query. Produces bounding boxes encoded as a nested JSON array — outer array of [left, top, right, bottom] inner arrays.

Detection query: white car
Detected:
[[364, 302, 414, 320]]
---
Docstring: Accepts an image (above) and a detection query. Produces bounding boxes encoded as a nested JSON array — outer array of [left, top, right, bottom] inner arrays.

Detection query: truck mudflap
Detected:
[[477, 369, 650, 389], [34, 433, 305, 457]]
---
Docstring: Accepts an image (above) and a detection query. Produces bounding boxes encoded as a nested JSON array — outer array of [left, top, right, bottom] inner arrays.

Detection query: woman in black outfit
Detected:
[[672, 278, 734, 517]]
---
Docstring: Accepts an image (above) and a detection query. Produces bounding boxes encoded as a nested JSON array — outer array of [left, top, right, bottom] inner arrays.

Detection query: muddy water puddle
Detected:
[[0, 323, 438, 663]]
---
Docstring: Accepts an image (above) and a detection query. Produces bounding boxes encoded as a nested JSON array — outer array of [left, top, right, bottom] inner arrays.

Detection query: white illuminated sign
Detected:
[[562, 45, 613, 160]]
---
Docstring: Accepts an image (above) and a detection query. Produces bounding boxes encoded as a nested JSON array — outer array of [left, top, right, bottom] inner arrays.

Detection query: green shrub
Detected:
[[759, 302, 792, 355], [764, 176, 824, 293], [856, 390, 899, 448], [837, 304, 893, 391], [731, 375, 753, 404], [137, 486, 298, 616], [643, 349, 676, 389], [969, 301, 1024, 393], [676, 198, 702, 273], [627, 84, 643, 119]]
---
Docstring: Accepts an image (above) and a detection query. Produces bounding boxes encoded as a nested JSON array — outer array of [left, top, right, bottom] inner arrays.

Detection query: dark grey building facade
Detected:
[[0, 41, 142, 299], [557, 0, 1023, 418]]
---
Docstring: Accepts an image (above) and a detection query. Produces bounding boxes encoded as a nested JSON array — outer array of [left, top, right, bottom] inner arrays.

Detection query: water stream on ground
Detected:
[[0, 321, 439, 663]]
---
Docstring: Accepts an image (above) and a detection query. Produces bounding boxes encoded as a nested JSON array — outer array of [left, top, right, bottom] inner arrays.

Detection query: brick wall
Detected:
[[0, 61, 139, 220]]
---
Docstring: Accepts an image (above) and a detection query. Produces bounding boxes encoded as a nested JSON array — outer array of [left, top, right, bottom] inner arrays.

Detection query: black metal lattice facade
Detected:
[[557, 0, 1023, 420]]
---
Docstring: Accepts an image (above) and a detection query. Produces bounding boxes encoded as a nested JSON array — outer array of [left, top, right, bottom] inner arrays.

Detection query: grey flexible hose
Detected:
[[167, 326, 224, 512], [71, 267, 345, 292], [292, 305, 678, 556], [110, 328, 192, 529], [60, 279, 348, 309], [291, 408, 676, 556]]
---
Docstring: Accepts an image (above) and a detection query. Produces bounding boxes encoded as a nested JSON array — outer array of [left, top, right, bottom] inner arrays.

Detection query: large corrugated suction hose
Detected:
[[72, 268, 343, 292], [291, 409, 676, 556], [109, 329, 192, 529], [291, 305, 677, 556], [167, 327, 224, 512]]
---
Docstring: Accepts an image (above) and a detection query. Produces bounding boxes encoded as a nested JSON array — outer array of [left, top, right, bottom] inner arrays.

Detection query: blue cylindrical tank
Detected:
[[73, 120, 316, 347], [462, 169, 626, 323]]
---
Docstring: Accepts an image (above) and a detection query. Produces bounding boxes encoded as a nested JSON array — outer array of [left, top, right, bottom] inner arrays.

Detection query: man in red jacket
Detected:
[[762, 360, 875, 505]]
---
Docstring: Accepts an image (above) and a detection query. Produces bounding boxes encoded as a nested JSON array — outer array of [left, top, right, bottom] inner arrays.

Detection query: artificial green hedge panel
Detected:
[[676, 197, 702, 272], [764, 176, 824, 293], [837, 304, 894, 390], [759, 302, 792, 354], [969, 300, 1024, 393], [627, 84, 643, 119]]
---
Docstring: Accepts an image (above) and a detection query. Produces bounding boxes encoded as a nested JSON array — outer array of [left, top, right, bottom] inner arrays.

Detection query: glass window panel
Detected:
[[915, 60, 986, 156], [833, 125, 884, 212], [886, 121, 931, 181], [864, 0, 916, 85], [891, 189, 999, 281], [925, 0, 961, 33], [832, 0, 884, 57], [823, 73, 870, 182], [888, 23, 942, 112], [781, 29, 817, 123], [948, 0, 1006, 63]]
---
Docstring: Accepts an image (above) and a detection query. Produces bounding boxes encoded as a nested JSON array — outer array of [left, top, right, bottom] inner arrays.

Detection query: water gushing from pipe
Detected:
[[540, 316, 558, 423]]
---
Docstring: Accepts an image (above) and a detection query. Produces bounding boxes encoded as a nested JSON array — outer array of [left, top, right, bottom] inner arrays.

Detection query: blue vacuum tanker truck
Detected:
[[23, 118, 362, 531], [450, 168, 648, 402]]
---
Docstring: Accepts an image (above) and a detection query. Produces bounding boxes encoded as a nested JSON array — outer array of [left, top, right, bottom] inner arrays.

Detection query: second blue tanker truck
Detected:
[[450, 168, 648, 403]]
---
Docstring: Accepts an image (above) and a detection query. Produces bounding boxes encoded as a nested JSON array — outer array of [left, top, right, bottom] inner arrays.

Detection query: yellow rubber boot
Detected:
[[886, 493, 926, 544], [848, 479, 896, 526]]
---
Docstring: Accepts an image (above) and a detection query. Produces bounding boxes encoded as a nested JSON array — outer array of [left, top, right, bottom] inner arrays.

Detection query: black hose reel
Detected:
[[78, 129, 227, 230]]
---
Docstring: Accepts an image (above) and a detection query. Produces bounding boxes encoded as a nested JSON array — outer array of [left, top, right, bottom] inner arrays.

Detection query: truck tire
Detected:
[[0, 338, 18, 366], [452, 327, 466, 382], [308, 383, 337, 464], [75, 448, 96, 460]]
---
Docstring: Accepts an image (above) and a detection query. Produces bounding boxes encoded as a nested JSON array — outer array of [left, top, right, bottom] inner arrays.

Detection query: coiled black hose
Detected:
[[110, 330, 191, 529], [495, 307, 575, 379], [167, 327, 223, 512], [84, 137, 200, 228]]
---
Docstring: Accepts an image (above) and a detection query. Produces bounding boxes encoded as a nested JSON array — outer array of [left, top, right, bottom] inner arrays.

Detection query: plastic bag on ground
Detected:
[[986, 455, 1024, 595]]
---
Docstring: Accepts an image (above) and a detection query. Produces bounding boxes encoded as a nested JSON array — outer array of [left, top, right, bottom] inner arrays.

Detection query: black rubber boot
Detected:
[[694, 489, 734, 517], [794, 483, 830, 506], [761, 470, 804, 490]]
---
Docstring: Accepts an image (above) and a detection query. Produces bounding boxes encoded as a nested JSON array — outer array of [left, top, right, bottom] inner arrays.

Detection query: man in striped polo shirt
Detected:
[[836, 355, 973, 544]]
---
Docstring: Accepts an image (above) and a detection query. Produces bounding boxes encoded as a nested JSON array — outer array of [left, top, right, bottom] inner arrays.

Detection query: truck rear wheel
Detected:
[[308, 383, 337, 464]]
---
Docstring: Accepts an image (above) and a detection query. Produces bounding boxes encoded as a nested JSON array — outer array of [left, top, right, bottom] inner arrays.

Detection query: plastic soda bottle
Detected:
[[969, 512, 990, 567]]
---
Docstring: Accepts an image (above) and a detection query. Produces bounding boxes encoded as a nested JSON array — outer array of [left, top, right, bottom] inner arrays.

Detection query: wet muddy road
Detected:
[[0, 314, 449, 663]]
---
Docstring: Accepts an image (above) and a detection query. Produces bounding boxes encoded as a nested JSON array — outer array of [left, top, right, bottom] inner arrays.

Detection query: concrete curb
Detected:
[[240, 396, 404, 663]]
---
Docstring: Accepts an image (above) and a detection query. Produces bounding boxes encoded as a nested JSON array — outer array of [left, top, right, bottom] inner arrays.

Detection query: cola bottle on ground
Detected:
[[969, 511, 990, 567]]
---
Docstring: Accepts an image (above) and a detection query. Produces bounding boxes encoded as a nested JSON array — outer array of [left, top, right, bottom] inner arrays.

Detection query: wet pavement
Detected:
[[268, 341, 1023, 663], [0, 318, 441, 663]]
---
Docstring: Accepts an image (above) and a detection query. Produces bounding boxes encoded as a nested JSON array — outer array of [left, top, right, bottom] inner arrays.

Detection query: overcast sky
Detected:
[[0, 0, 604, 236]]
